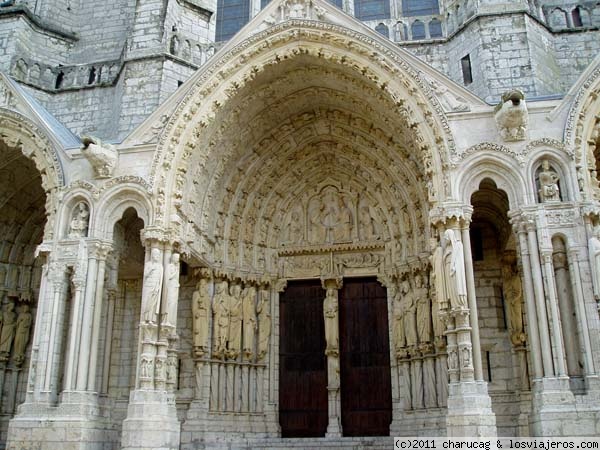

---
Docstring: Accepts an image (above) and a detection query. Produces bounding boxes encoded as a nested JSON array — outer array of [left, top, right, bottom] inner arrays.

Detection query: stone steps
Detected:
[[201, 436, 393, 449]]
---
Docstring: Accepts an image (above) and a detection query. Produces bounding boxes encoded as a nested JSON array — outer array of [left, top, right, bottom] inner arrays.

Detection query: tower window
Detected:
[[461, 54, 473, 85], [402, 0, 439, 16], [216, 0, 251, 42], [354, 0, 390, 21]]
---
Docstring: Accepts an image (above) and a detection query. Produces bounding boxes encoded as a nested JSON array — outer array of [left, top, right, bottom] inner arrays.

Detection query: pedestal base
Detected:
[[446, 381, 497, 437], [121, 390, 180, 450], [7, 392, 115, 450], [529, 377, 600, 436]]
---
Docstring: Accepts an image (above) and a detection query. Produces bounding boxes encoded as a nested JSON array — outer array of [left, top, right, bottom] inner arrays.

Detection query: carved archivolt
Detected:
[[0, 108, 64, 240], [151, 21, 455, 237], [564, 62, 600, 199]]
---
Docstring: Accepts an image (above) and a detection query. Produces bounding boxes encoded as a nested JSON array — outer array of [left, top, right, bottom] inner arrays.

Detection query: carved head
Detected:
[[414, 273, 423, 288], [150, 248, 161, 262], [171, 253, 180, 264]]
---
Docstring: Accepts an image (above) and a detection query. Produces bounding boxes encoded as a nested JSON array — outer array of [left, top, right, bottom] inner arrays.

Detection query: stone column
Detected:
[[460, 219, 483, 382], [121, 228, 180, 450], [515, 224, 543, 379], [441, 218, 496, 437], [540, 251, 567, 378], [87, 244, 111, 391], [42, 262, 69, 403], [322, 277, 342, 438], [567, 249, 597, 382], [526, 222, 554, 377], [75, 244, 99, 391]]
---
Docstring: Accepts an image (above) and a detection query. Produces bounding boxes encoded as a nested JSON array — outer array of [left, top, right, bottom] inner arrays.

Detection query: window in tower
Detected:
[[402, 0, 439, 17], [354, 0, 390, 21], [429, 18, 442, 38], [216, 0, 251, 42], [572, 7, 583, 27], [411, 20, 425, 39], [375, 23, 389, 37], [461, 54, 473, 85]]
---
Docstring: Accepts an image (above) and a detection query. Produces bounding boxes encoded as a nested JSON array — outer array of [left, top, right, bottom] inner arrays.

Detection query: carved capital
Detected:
[[321, 277, 343, 290]]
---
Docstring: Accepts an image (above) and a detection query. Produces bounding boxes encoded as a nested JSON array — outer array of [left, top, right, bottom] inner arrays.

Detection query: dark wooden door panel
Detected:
[[279, 280, 327, 437], [340, 277, 392, 437]]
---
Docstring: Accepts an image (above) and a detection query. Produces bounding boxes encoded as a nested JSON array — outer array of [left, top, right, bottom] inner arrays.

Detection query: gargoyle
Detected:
[[494, 89, 528, 141], [80, 135, 118, 178]]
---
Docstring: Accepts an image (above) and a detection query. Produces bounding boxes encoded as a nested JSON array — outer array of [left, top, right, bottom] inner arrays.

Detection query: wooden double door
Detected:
[[279, 277, 392, 437]]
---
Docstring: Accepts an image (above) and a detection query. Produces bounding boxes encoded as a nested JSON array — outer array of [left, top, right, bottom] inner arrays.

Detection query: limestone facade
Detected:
[[0, 0, 600, 448]]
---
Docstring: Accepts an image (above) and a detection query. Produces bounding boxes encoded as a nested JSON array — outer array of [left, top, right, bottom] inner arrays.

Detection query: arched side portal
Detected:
[[152, 21, 455, 441], [0, 108, 64, 441]]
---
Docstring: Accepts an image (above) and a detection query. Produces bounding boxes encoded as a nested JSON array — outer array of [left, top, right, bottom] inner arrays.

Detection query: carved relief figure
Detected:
[[192, 276, 211, 356], [442, 230, 468, 310], [212, 280, 230, 358], [588, 226, 600, 301], [0, 302, 17, 358], [257, 288, 271, 360], [309, 198, 326, 244], [163, 253, 180, 328], [333, 197, 353, 242], [414, 274, 432, 344], [538, 160, 561, 202], [141, 248, 163, 323], [242, 285, 257, 359], [502, 260, 525, 346], [359, 204, 378, 240], [227, 283, 243, 359], [13, 304, 32, 366], [402, 280, 417, 348], [323, 288, 339, 354], [68, 202, 90, 239], [286, 209, 303, 244]]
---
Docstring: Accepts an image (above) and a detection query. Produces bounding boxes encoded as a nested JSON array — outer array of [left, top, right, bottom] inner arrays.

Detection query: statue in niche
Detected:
[[141, 248, 163, 323], [242, 285, 257, 359], [163, 253, 180, 328], [286, 209, 303, 244], [257, 288, 271, 360], [359, 205, 378, 240], [68, 202, 90, 239], [414, 274, 432, 345], [13, 304, 32, 366], [402, 280, 417, 348], [538, 160, 561, 203], [0, 302, 17, 359], [192, 275, 211, 357], [448, 348, 458, 371], [442, 230, 468, 310], [502, 258, 526, 346], [212, 280, 230, 359], [323, 288, 339, 355], [588, 225, 600, 301], [227, 283, 242, 359]]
